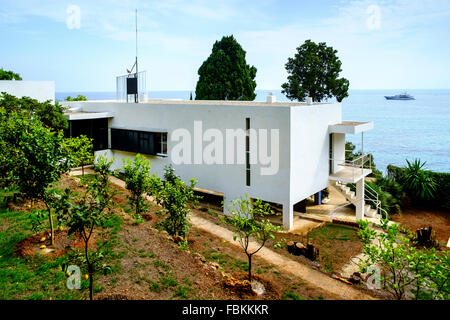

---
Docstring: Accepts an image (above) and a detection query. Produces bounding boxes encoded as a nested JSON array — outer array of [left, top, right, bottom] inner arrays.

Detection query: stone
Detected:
[[208, 261, 220, 269]]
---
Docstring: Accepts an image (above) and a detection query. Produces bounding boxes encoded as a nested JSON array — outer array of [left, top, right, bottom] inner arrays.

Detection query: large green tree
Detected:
[[0, 93, 67, 130], [195, 35, 257, 101], [282, 40, 349, 102], [0, 68, 22, 80]]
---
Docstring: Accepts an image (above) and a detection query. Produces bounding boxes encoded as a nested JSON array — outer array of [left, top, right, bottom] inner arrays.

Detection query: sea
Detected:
[[56, 89, 450, 173]]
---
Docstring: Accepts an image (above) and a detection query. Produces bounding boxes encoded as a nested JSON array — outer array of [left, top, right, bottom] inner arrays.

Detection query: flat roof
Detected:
[[329, 121, 373, 134], [62, 99, 338, 107], [64, 111, 113, 120]]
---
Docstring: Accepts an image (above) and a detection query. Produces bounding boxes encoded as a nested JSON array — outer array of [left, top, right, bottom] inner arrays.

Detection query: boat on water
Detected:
[[384, 92, 415, 100]]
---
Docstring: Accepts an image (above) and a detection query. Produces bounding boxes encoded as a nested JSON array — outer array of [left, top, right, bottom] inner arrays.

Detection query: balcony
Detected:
[[329, 153, 372, 183]]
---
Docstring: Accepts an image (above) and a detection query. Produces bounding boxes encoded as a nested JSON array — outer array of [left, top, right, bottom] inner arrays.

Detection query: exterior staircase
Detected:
[[332, 180, 383, 219]]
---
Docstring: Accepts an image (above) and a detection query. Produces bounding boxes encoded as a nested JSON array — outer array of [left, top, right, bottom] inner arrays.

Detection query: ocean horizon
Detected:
[[56, 89, 450, 174]]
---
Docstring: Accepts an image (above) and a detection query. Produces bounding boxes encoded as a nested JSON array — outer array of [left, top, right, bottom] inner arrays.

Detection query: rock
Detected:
[[223, 277, 254, 295], [193, 252, 206, 263], [251, 280, 265, 296], [173, 235, 184, 244], [208, 261, 220, 269]]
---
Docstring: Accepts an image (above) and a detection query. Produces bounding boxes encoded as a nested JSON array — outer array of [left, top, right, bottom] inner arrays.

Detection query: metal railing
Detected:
[[346, 181, 389, 220], [329, 153, 372, 180], [364, 183, 389, 219]]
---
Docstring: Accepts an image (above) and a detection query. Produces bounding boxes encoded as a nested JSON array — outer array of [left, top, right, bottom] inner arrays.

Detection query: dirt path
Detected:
[[190, 214, 374, 300], [70, 169, 375, 300]]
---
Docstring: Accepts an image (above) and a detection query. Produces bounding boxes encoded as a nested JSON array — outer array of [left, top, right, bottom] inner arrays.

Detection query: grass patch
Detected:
[[161, 272, 178, 289], [308, 223, 358, 242], [281, 291, 304, 300], [0, 210, 83, 300]]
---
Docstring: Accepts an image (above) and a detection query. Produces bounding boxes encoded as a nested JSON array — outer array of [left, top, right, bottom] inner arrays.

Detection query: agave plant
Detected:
[[402, 159, 437, 201]]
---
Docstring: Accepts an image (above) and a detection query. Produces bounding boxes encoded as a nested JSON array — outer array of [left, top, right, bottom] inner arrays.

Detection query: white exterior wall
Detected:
[[0, 81, 55, 102], [332, 132, 346, 173], [288, 103, 342, 204], [65, 100, 344, 230], [66, 101, 292, 210]]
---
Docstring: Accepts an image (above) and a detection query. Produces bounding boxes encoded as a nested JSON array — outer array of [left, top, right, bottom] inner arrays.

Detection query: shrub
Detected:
[[402, 159, 436, 201], [388, 162, 449, 209], [150, 165, 199, 238], [122, 154, 153, 218], [358, 219, 449, 300]]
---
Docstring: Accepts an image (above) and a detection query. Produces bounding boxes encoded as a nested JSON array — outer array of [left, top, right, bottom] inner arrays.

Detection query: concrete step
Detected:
[[365, 208, 378, 218]]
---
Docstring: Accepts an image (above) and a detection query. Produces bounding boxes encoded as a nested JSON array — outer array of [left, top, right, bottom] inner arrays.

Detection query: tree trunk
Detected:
[[89, 265, 94, 301], [47, 204, 54, 245], [82, 165, 85, 176], [247, 254, 252, 282]]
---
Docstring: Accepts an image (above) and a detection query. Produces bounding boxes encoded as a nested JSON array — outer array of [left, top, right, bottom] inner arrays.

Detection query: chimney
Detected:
[[266, 92, 276, 104]]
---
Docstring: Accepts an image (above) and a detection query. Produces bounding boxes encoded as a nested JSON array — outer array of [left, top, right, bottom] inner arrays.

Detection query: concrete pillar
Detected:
[[355, 179, 365, 220], [283, 202, 293, 231], [314, 192, 322, 205]]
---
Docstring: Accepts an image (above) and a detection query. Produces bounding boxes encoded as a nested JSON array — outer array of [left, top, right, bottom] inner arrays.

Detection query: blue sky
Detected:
[[1, 0, 450, 91]]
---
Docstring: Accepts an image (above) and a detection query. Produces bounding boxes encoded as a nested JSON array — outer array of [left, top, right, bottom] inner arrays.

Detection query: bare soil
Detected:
[[391, 207, 450, 245], [15, 229, 94, 258]]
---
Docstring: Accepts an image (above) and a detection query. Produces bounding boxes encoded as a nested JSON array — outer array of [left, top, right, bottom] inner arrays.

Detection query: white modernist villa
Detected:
[[62, 94, 379, 230]]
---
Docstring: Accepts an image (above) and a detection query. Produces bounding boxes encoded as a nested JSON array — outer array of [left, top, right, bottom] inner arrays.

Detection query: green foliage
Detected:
[[402, 159, 436, 201], [150, 165, 199, 238], [64, 156, 117, 300], [388, 164, 450, 210], [1, 112, 72, 244], [63, 135, 94, 175], [195, 35, 257, 101], [357, 219, 449, 300], [0, 92, 68, 131], [0, 68, 22, 80], [366, 180, 402, 215], [65, 95, 88, 101], [281, 40, 349, 102], [122, 154, 153, 218], [221, 194, 282, 282]]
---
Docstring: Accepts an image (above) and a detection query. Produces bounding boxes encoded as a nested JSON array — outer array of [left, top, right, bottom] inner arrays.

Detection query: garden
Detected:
[[0, 93, 448, 300]]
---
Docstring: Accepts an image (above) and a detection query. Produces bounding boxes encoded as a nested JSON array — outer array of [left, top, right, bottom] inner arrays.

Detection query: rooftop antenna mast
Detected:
[[126, 9, 139, 103], [135, 8, 138, 79]]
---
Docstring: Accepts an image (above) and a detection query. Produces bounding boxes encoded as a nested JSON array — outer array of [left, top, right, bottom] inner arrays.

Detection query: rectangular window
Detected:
[[245, 118, 250, 186], [329, 133, 333, 174], [111, 128, 167, 156], [155, 132, 168, 156]]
